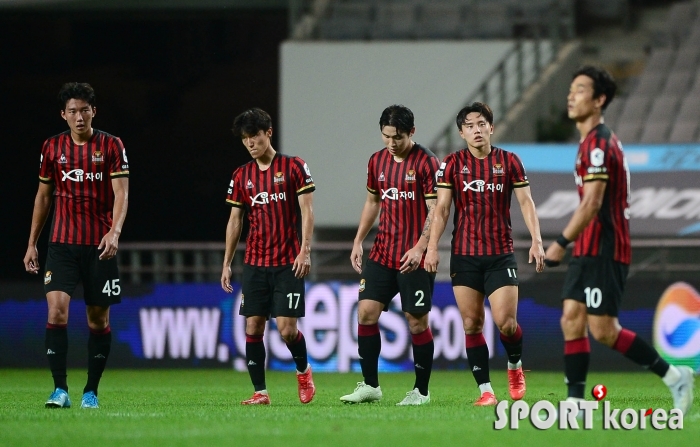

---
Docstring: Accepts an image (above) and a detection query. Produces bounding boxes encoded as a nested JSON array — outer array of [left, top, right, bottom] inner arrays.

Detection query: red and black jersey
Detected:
[[436, 146, 529, 256], [366, 143, 440, 269], [572, 123, 631, 264], [226, 153, 315, 267], [38, 129, 129, 246]]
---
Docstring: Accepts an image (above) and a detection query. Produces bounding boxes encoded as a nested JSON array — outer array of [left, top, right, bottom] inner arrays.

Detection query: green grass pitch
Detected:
[[0, 369, 697, 446]]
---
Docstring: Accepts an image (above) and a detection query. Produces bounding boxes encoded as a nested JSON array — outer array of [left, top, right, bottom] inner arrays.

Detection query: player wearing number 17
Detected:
[[23, 83, 130, 409], [222, 108, 316, 405]]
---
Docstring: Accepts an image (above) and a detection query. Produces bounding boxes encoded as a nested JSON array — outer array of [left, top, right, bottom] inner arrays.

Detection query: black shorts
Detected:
[[450, 253, 518, 296], [561, 256, 628, 317], [240, 264, 305, 318], [358, 259, 435, 313], [44, 243, 121, 306]]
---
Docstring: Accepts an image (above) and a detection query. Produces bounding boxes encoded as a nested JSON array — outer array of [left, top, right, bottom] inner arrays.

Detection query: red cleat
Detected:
[[297, 364, 316, 404], [241, 392, 270, 405], [508, 367, 526, 400], [474, 392, 498, 406]]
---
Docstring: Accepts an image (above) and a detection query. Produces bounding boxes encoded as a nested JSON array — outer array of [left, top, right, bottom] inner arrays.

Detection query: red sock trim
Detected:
[[411, 328, 433, 346], [465, 333, 486, 348], [46, 323, 67, 329], [564, 337, 590, 355], [89, 326, 111, 335], [613, 328, 636, 355], [499, 324, 522, 343], [246, 334, 264, 343], [287, 330, 303, 345], [358, 323, 379, 337]]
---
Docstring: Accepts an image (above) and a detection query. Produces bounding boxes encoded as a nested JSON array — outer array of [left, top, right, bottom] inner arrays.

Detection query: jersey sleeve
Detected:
[[366, 155, 378, 195], [421, 154, 440, 199], [509, 152, 530, 188], [293, 157, 316, 195], [581, 134, 610, 183], [109, 137, 130, 178], [436, 155, 455, 189], [38, 139, 53, 184], [226, 168, 246, 208]]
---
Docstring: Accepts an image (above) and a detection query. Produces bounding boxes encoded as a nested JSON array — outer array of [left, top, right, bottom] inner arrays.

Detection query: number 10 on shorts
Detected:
[[584, 287, 602, 308]]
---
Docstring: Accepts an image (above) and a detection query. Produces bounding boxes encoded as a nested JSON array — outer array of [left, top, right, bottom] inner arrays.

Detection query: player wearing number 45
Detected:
[[222, 108, 316, 406], [544, 66, 695, 415], [424, 102, 545, 406], [23, 83, 130, 410]]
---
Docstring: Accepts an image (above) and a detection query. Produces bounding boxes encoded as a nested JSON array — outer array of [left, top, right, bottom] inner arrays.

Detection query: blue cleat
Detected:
[[81, 391, 99, 409], [45, 388, 71, 408]]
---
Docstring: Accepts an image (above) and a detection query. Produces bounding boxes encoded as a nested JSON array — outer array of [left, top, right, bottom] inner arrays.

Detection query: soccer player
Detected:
[[545, 65, 695, 414], [424, 102, 545, 406], [221, 108, 316, 405], [23, 82, 129, 409], [340, 105, 440, 406]]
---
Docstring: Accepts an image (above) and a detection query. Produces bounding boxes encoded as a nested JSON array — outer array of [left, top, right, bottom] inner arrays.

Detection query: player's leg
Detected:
[[82, 305, 110, 409], [561, 298, 589, 401], [240, 265, 272, 405]]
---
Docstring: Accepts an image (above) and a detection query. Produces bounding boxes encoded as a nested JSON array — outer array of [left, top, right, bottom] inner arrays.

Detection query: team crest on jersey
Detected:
[[58, 154, 67, 164], [378, 172, 385, 182], [405, 169, 416, 183], [359, 279, 366, 292], [461, 165, 470, 175], [44, 271, 52, 285], [246, 179, 254, 189], [274, 172, 285, 185], [492, 164, 504, 176], [91, 150, 104, 165]]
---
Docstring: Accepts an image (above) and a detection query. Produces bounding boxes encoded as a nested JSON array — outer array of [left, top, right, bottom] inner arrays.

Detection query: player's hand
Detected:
[[544, 242, 565, 268], [98, 230, 119, 260], [293, 248, 311, 278], [221, 266, 233, 293], [529, 242, 545, 273], [399, 246, 424, 274], [350, 242, 363, 274], [24, 245, 40, 274], [424, 247, 439, 273]]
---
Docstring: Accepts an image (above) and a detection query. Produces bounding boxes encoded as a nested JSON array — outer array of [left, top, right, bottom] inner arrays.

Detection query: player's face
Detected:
[[241, 129, 272, 159], [381, 126, 414, 159], [459, 112, 493, 150], [61, 99, 95, 138], [568, 75, 604, 121]]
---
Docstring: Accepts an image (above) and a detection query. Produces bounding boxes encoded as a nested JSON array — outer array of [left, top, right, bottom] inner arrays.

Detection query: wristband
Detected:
[[556, 234, 571, 248]]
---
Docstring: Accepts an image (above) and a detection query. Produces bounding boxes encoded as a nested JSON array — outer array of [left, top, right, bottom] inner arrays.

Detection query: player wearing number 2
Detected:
[[545, 66, 694, 414], [23, 82, 129, 409]]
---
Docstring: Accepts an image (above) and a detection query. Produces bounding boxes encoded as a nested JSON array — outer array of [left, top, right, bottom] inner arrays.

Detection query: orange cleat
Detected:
[[297, 364, 316, 404], [474, 392, 498, 406], [241, 392, 271, 405], [508, 367, 526, 400]]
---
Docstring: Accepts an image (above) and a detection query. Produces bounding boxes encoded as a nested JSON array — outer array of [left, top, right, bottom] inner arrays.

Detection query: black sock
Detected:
[[500, 324, 523, 365], [358, 324, 381, 388], [411, 328, 434, 396], [286, 331, 308, 372], [84, 327, 112, 395], [46, 323, 68, 392], [564, 338, 590, 398], [465, 333, 490, 386], [246, 334, 267, 391], [613, 328, 670, 377]]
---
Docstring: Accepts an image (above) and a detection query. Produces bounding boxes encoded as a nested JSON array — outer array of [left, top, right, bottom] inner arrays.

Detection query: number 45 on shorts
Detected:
[[102, 279, 121, 296]]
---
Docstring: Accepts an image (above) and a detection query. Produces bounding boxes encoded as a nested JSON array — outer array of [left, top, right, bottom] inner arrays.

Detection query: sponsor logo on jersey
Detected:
[[250, 191, 287, 206], [378, 172, 385, 182], [381, 188, 415, 200], [58, 154, 67, 164], [461, 165, 470, 174], [246, 179, 254, 189]]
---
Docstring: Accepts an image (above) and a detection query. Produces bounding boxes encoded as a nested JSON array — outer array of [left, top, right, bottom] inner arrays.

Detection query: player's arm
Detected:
[[424, 187, 452, 273], [514, 186, 545, 273], [350, 191, 381, 274], [24, 181, 55, 274], [545, 180, 606, 265], [400, 198, 436, 273], [293, 191, 315, 279], [221, 206, 245, 293], [99, 177, 129, 260]]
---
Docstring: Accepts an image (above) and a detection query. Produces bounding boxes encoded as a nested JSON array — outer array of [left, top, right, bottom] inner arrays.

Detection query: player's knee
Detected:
[[279, 328, 298, 344], [357, 306, 380, 325], [497, 318, 517, 337], [463, 316, 484, 333], [589, 326, 617, 347], [406, 314, 429, 334]]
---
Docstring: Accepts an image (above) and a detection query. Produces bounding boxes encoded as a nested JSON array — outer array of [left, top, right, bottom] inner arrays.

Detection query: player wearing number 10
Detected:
[[23, 82, 130, 409]]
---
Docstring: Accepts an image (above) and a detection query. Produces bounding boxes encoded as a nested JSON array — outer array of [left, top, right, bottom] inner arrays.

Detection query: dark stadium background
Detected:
[[1, 8, 286, 281]]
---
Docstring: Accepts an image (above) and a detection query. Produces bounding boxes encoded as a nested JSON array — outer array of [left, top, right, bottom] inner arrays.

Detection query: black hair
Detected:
[[379, 105, 415, 135], [572, 65, 617, 110], [455, 102, 494, 129], [58, 82, 95, 109], [231, 108, 273, 138]]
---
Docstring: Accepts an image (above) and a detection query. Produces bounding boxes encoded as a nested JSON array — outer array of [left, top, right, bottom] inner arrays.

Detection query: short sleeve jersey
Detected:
[[366, 143, 440, 269], [436, 146, 529, 256], [573, 123, 631, 264], [226, 153, 315, 267], [38, 129, 130, 245]]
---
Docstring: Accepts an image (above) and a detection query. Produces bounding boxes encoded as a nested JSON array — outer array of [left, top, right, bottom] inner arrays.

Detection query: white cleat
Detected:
[[340, 382, 382, 404], [396, 388, 430, 406], [669, 365, 695, 416]]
